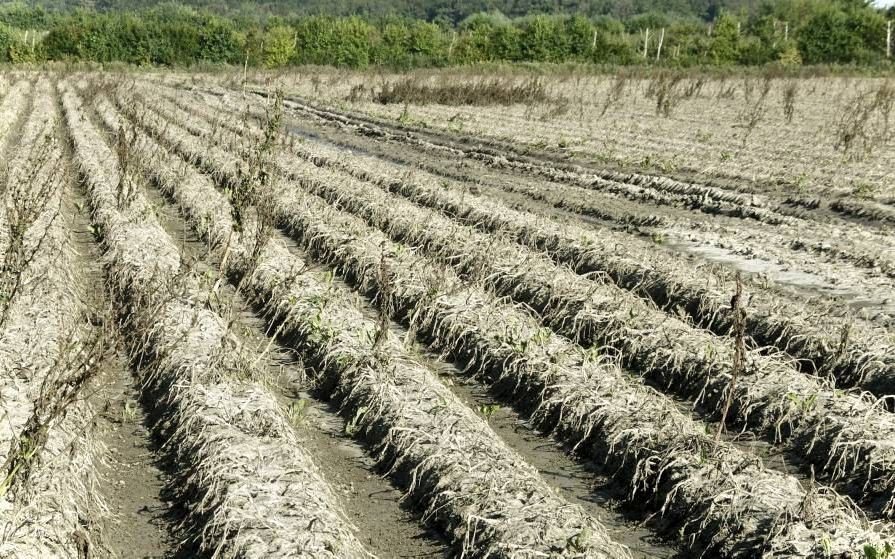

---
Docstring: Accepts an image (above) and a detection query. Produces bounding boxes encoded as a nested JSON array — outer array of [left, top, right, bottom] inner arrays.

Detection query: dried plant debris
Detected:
[[101, 75, 895, 556], [2, 69, 893, 559]]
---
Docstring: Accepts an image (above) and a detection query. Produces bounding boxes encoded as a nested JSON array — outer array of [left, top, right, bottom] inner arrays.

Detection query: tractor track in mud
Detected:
[[263, 92, 895, 229], [159, 86, 895, 342], [57, 86, 177, 559], [170, 87, 894, 394], [220, 90, 894, 400], [64, 82, 393, 557], [262, 98, 895, 328], [288, 114, 893, 318]]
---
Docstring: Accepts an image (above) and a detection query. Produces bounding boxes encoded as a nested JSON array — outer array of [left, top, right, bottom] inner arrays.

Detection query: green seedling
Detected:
[[286, 399, 307, 427], [478, 404, 500, 422], [852, 182, 875, 199], [864, 542, 893, 559], [820, 533, 832, 556], [566, 526, 591, 552], [345, 406, 369, 436], [786, 392, 818, 413]]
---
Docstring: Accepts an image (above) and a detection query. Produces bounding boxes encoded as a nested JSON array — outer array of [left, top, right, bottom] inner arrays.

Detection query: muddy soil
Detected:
[[278, 94, 891, 227], [92, 353, 174, 559], [275, 109, 895, 328], [65, 164, 175, 558], [419, 351, 683, 559], [143, 176, 452, 558], [150, 163, 684, 558], [132, 96, 688, 556]]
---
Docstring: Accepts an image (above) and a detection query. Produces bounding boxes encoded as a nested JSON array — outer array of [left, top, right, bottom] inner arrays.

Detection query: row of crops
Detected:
[[0, 71, 892, 558]]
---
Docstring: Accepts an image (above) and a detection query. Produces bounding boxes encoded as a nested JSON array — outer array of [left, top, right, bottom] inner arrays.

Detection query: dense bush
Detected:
[[797, 3, 888, 64], [0, 3, 49, 29], [41, 8, 243, 64], [0, 21, 13, 61]]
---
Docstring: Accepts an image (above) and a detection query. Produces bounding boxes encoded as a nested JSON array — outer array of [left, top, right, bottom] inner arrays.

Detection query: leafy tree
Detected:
[[518, 15, 565, 62], [490, 20, 522, 59], [197, 17, 242, 63], [293, 16, 375, 68], [796, 2, 882, 64], [41, 17, 82, 60], [375, 20, 413, 67], [452, 11, 520, 62], [777, 40, 802, 65], [374, 19, 446, 67], [593, 15, 625, 33], [593, 26, 636, 62], [292, 16, 334, 65], [565, 15, 596, 58], [10, 0, 895, 68], [330, 17, 375, 67], [451, 22, 495, 63], [626, 11, 671, 32], [709, 12, 741, 63], [0, 21, 14, 61], [406, 20, 446, 60], [262, 24, 294, 67], [0, 3, 49, 29]]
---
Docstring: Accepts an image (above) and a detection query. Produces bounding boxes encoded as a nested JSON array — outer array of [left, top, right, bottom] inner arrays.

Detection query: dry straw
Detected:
[[104, 80, 633, 559], [0, 79, 105, 558], [116, 77, 895, 555], [271, 88, 895, 398], [62, 85, 371, 558]]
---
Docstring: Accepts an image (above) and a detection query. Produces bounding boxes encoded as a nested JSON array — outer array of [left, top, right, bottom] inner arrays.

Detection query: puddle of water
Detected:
[[281, 117, 893, 323], [286, 125, 323, 143], [665, 236, 889, 311], [286, 123, 373, 158]]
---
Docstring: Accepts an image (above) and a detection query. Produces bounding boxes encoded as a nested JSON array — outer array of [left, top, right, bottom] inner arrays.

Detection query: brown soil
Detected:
[[294, 388, 451, 557], [331, 266, 683, 558], [143, 176, 452, 558], [92, 352, 174, 559], [64, 159, 175, 558], [276, 105, 895, 328], [428, 358, 683, 559]]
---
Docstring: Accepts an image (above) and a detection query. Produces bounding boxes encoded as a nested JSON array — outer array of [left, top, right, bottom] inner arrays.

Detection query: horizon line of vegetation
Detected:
[[0, 0, 893, 69]]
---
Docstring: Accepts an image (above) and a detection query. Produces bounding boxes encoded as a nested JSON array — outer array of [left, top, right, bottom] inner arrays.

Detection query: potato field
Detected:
[[0, 69, 893, 558]]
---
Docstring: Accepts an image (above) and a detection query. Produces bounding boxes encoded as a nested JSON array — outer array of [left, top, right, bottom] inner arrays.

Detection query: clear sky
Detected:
[[872, 0, 894, 6]]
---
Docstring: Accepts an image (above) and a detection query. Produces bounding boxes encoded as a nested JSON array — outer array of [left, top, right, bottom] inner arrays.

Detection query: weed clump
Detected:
[[599, 73, 628, 116], [0, 133, 61, 327], [375, 76, 549, 106], [736, 76, 772, 145], [782, 80, 798, 123], [645, 71, 684, 117], [835, 82, 894, 157], [1, 324, 105, 500]]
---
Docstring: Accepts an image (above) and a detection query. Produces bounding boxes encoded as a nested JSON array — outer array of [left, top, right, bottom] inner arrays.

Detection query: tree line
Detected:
[[0, 0, 892, 67], [0, 0, 765, 26]]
